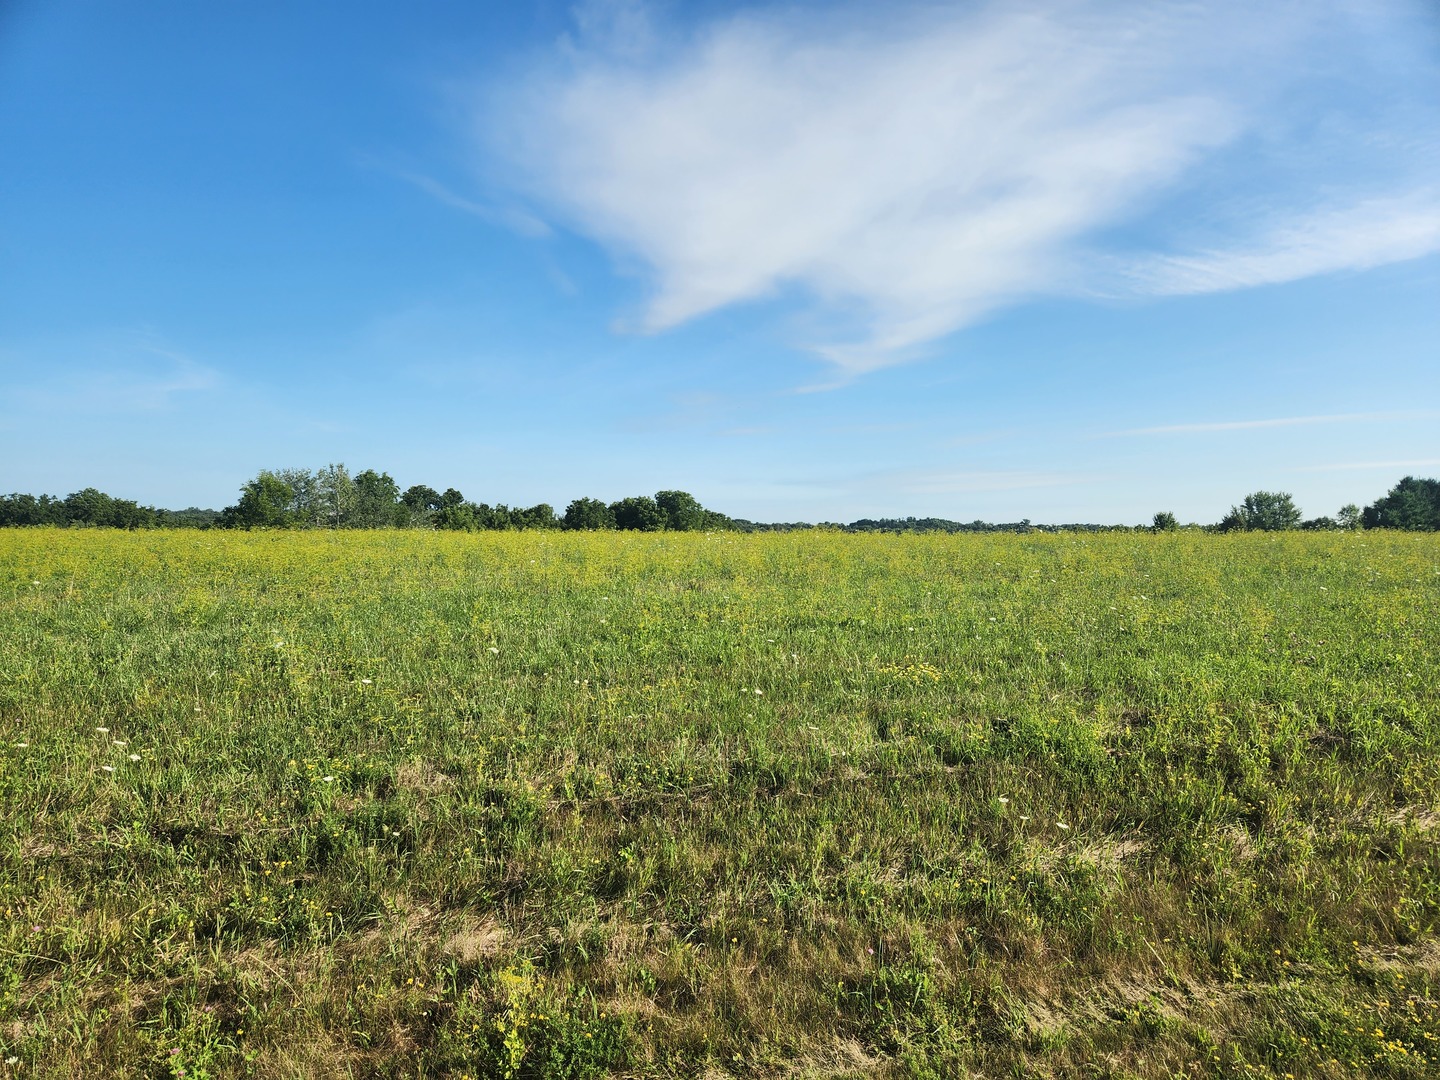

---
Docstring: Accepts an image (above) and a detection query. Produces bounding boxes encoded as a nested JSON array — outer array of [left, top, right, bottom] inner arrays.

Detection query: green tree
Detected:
[[1227, 491, 1301, 531], [1362, 476, 1440, 530], [1336, 503, 1362, 530], [563, 498, 616, 530], [655, 490, 706, 531], [402, 485, 443, 514], [107, 499, 157, 529], [221, 473, 294, 528], [1, 493, 65, 526], [63, 488, 117, 527], [472, 503, 506, 529], [515, 503, 559, 529], [1151, 511, 1179, 532], [434, 504, 478, 531], [352, 469, 404, 528], [610, 495, 665, 531], [274, 468, 320, 527], [316, 464, 355, 528]]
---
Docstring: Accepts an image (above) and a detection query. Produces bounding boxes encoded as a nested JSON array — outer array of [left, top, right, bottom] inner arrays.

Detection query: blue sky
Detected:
[[2, 0, 1437, 523]]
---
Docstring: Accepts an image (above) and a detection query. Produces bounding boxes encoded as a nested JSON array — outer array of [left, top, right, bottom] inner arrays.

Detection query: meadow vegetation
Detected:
[[0, 529, 1436, 1078]]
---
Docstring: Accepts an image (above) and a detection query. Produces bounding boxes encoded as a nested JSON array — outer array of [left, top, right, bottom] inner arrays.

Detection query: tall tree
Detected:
[[221, 473, 294, 528], [563, 497, 615, 530], [402, 485, 443, 514], [316, 463, 355, 528], [274, 468, 321, 527], [0, 493, 64, 526], [1226, 491, 1301, 531], [610, 495, 665, 531], [655, 490, 706, 531], [352, 469, 404, 528], [1363, 476, 1440, 530], [515, 503, 559, 529]]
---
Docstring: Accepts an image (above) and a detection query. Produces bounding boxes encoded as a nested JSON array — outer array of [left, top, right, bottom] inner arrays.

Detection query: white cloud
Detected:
[[4, 338, 219, 414], [888, 469, 1083, 496], [477, 0, 1440, 373], [1109, 410, 1438, 436], [393, 168, 552, 238], [1124, 191, 1440, 296], [1295, 459, 1440, 472]]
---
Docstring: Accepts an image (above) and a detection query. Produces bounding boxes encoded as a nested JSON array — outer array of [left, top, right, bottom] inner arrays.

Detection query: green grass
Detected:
[[0, 528, 1437, 1078]]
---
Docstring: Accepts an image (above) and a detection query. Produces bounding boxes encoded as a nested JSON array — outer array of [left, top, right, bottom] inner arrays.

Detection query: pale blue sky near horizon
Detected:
[[2, 0, 1437, 524]]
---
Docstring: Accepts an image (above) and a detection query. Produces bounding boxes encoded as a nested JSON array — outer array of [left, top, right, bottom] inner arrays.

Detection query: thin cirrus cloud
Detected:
[[1108, 410, 1440, 437], [472, 0, 1440, 375], [4, 340, 219, 415], [1295, 459, 1440, 472], [1122, 192, 1440, 297]]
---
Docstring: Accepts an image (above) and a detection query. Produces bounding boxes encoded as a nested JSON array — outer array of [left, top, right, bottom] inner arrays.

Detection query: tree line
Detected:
[[214, 466, 739, 532], [1148, 478, 1440, 533], [1, 468, 1437, 533]]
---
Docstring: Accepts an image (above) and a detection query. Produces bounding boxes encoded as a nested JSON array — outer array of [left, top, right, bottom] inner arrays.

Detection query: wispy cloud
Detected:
[[473, 0, 1440, 374], [879, 469, 1083, 496], [4, 337, 220, 414], [1295, 458, 1440, 472], [1109, 410, 1439, 436], [392, 168, 552, 238], [1123, 191, 1440, 296]]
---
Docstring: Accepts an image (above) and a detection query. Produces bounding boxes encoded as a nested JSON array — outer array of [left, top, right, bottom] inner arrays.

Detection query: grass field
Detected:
[[0, 529, 1437, 1079]]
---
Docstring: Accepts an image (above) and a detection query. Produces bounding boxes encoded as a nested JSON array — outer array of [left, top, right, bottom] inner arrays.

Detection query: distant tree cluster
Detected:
[[1360, 475, 1440, 531], [4, 472, 1438, 534], [0, 489, 218, 529], [220, 465, 418, 529], [1137, 477, 1437, 534], [196, 466, 742, 532], [209, 465, 738, 532], [1204, 487, 1382, 533], [782, 517, 1137, 535]]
